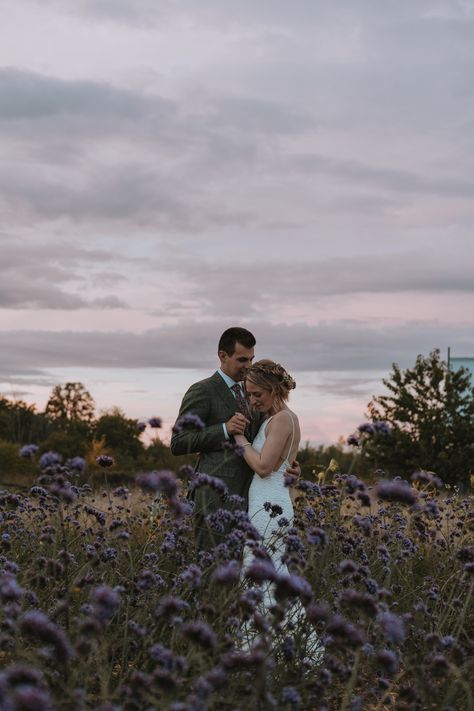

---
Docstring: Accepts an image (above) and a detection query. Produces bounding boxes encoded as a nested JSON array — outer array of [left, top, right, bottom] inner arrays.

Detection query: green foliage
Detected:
[[143, 435, 195, 470], [45, 382, 95, 430], [40, 429, 89, 459], [0, 438, 35, 479], [297, 438, 355, 479], [365, 349, 474, 490], [94, 408, 144, 460]]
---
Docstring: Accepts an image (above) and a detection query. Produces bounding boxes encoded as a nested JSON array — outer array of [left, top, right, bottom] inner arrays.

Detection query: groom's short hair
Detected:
[[218, 327, 256, 355]]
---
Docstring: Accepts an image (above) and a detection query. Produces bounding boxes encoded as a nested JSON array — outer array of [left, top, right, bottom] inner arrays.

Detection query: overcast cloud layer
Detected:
[[1, 0, 473, 442]]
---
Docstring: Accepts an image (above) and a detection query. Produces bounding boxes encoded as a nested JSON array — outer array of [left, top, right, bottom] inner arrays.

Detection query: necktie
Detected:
[[231, 383, 249, 417]]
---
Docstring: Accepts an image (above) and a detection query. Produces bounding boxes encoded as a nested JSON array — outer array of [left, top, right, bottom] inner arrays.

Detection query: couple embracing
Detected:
[[170, 327, 301, 572]]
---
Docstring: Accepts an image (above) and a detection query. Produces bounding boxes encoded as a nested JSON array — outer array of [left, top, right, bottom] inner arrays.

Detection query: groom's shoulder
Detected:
[[186, 372, 219, 393]]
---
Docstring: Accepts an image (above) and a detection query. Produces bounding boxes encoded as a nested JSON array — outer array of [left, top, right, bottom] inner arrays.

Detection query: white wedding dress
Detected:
[[245, 412, 295, 577], [241, 412, 324, 662]]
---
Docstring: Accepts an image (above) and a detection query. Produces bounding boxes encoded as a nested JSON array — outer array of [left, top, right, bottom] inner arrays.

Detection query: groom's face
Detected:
[[219, 341, 254, 382]]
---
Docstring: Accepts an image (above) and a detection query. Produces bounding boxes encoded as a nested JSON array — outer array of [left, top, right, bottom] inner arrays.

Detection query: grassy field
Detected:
[[0, 462, 472, 710]]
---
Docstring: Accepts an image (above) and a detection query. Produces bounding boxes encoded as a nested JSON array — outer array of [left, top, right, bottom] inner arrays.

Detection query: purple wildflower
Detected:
[[275, 573, 313, 604], [339, 589, 378, 617], [96, 455, 114, 468], [149, 644, 188, 674], [66, 456, 86, 472], [172, 413, 205, 433], [326, 614, 365, 648], [378, 611, 406, 644], [411, 470, 442, 488], [136, 421, 147, 433], [376, 649, 399, 676], [306, 602, 330, 623], [282, 686, 301, 707], [90, 585, 120, 622], [0, 665, 53, 711], [19, 610, 74, 660], [189, 473, 228, 497], [136, 470, 178, 498], [179, 464, 195, 480], [0, 573, 24, 602], [19, 444, 39, 458], [430, 653, 449, 677], [347, 434, 360, 446], [0, 664, 45, 689], [212, 560, 241, 586], [29, 486, 48, 497], [307, 527, 328, 546], [112, 486, 128, 499], [345, 475, 365, 493], [182, 621, 217, 649], [155, 596, 190, 619], [372, 421, 392, 435], [39, 451, 62, 470], [284, 473, 298, 487], [244, 558, 278, 583], [338, 559, 358, 575], [177, 564, 202, 590], [128, 620, 146, 637], [376, 480, 418, 505], [221, 647, 266, 669], [223, 441, 245, 456], [227, 493, 246, 508], [148, 417, 163, 428], [358, 422, 375, 434]]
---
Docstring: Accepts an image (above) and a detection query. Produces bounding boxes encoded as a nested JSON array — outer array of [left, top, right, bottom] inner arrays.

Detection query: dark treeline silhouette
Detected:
[[2, 349, 473, 491], [0, 383, 356, 486]]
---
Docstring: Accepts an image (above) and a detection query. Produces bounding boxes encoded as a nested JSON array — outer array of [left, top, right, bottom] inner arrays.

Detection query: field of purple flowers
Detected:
[[0, 450, 473, 710]]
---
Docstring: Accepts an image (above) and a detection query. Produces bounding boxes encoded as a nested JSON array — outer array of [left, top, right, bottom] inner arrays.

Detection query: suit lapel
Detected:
[[210, 371, 239, 415]]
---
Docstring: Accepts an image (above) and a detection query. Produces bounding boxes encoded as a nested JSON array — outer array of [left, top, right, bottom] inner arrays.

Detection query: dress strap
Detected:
[[282, 410, 295, 462]]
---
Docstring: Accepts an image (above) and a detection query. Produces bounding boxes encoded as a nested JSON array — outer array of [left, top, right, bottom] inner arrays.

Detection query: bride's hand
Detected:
[[234, 434, 247, 444]]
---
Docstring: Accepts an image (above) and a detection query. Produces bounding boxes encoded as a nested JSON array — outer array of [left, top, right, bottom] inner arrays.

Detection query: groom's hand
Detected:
[[286, 459, 301, 479], [226, 413, 249, 436]]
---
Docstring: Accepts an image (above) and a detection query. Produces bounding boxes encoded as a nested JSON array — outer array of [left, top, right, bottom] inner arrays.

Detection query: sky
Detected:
[[1, 0, 473, 446]]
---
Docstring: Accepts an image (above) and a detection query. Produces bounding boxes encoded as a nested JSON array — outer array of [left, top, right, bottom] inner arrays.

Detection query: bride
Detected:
[[234, 360, 323, 661], [234, 359, 299, 577]]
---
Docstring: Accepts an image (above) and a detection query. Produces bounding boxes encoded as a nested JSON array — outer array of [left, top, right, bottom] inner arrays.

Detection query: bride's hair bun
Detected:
[[245, 359, 296, 406]]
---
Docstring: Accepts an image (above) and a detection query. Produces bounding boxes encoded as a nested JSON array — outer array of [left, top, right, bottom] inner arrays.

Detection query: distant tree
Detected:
[[0, 396, 52, 444], [45, 383, 95, 431], [94, 408, 144, 460], [364, 350, 474, 491]]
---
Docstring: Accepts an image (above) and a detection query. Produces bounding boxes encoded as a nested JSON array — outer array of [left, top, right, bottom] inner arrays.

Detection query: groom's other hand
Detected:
[[286, 459, 301, 479], [226, 413, 249, 436]]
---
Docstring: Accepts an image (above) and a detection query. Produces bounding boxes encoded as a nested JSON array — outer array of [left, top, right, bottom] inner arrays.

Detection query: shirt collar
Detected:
[[217, 368, 241, 389]]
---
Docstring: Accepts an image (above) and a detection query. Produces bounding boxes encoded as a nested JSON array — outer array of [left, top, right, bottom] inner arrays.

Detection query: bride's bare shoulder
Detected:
[[271, 409, 299, 427]]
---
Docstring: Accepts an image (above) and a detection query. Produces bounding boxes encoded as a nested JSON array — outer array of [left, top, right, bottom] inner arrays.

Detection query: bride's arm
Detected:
[[235, 415, 292, 477]]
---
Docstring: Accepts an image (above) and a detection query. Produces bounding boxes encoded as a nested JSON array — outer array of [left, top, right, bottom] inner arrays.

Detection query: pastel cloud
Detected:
[[1, 0, 473, 444]]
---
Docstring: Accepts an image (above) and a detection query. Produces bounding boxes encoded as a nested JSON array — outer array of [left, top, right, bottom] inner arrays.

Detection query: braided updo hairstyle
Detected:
[[245, 359, 296, 411]]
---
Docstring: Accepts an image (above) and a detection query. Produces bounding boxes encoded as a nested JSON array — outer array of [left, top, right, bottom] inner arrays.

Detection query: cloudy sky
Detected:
[[1, 0, 473, 445]]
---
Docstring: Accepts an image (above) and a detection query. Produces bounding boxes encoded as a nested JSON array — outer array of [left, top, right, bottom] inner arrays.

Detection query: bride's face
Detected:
[[245, 379, 274, 414]]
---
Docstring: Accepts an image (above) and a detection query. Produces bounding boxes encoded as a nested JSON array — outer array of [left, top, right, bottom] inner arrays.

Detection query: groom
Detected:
[[170, 327, 299, 549]]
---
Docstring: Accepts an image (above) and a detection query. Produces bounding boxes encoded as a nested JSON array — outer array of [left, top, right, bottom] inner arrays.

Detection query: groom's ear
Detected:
[[218, 349, 227, 363]]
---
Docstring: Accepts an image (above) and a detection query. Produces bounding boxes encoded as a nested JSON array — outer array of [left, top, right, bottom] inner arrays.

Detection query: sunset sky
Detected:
[[1, 1, 473, 445]]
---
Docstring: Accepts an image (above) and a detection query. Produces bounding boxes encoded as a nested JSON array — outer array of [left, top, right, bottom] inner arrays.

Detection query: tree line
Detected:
[[0, 350, 472, 490]]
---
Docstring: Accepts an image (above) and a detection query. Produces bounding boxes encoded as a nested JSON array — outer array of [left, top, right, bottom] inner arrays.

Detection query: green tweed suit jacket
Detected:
[[170, 372, 262, 547]]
